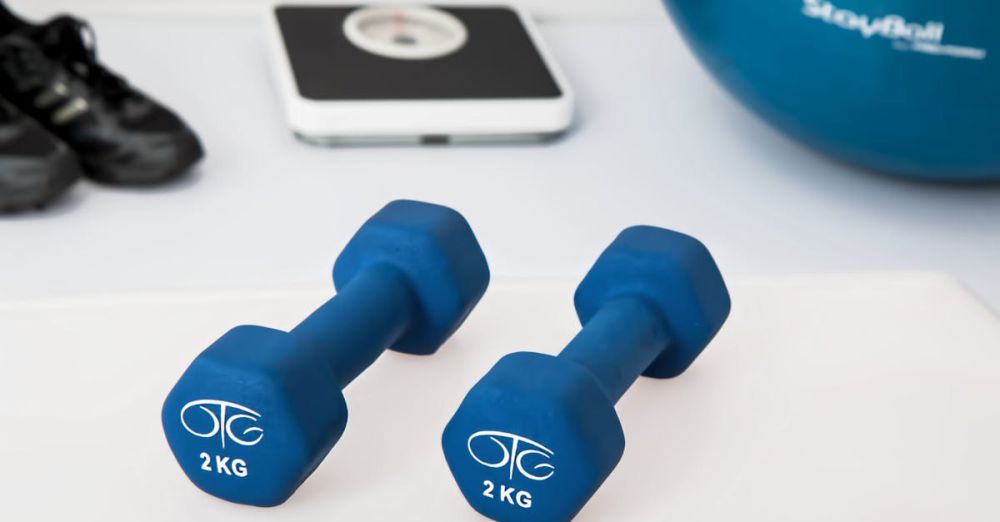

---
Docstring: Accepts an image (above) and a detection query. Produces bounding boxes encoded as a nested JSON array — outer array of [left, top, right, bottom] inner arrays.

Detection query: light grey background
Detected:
[[10, 0, 664, 20], [0, 9, 997, 311]]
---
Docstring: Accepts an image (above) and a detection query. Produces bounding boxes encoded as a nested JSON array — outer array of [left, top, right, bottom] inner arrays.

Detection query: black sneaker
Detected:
[[0, 7, 203, 185], [0, 97, 81, 213]]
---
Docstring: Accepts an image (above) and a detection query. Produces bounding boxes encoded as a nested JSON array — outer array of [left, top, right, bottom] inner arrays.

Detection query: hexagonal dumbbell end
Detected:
[[442, 226, 730, 521], [163, 200, 489, 506]]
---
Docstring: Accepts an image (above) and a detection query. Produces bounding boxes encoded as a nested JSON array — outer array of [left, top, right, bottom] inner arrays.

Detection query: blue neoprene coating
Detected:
[[442, 225, 730, 522], [559, 297, 671, 404], [291, 263, 416, 389], [163, 200, 490, 507]]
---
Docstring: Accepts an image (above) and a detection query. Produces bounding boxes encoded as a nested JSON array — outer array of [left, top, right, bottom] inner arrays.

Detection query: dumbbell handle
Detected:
[[290, 263, 417, 390], [558, 297, 671, 404]]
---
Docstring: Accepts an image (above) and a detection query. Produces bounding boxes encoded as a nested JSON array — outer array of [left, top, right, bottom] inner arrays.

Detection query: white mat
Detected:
[[1, 273, 998, 520]]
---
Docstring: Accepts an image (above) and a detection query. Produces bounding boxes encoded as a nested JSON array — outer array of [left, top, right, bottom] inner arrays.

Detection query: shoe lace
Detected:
[[0, 36, 55, 91], [37, 16, 132, 105]]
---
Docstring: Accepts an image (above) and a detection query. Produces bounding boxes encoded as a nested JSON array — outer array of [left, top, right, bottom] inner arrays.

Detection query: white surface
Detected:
[[1, 273, 998, 520], [0, 14, 998, 312], [10, 0, 663, 21], [266, 3, 575, 140]]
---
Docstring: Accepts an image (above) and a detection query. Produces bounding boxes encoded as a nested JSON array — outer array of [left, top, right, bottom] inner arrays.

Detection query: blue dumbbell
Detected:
[[442, 226, 731, 522], [162, 200, 490, 506]]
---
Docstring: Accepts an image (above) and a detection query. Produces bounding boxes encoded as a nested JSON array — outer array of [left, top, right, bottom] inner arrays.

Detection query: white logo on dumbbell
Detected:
[[181, 399, 264, 448], [468, 431, 555, 481]]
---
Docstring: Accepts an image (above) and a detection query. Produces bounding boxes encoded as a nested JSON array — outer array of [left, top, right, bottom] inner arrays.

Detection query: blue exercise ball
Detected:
[[662, 0, 1000, 182]]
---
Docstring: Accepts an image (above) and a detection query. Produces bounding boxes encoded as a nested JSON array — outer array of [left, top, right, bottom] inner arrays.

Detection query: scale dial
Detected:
[[342, 6, 468, 60]]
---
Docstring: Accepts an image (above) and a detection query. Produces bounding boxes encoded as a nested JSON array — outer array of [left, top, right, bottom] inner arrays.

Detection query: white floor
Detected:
[[2, 13, 999, 311]]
